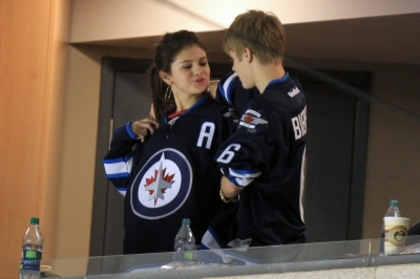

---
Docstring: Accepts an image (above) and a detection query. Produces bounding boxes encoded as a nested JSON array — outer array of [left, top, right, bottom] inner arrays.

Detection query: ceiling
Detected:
[[77, 13, 420, 65]]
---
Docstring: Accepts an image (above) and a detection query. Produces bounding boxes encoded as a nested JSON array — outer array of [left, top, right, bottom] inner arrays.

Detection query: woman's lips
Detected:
[[193, 78, 207, 86]]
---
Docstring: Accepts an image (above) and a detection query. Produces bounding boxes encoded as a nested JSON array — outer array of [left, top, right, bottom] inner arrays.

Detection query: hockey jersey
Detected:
[[213, 72, 307, 247], [104, 95, 237, 254]]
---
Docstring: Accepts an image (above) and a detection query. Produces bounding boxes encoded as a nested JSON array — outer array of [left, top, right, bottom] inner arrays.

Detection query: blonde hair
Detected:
[[223, 10, 285, 64]]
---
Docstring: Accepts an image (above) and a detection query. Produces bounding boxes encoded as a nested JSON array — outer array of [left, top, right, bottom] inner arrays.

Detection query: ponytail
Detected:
[[148, 64, 175, 122]]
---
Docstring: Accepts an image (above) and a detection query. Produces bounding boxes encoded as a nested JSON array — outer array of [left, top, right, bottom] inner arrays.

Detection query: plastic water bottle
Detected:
[[19, 217, 43, 279], [384, 200, 401, 218], [380, 200, 401, 255], [174, 218, 196, 261]]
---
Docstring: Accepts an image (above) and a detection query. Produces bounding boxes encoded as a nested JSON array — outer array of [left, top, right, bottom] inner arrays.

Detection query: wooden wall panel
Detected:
[[0, 0, 51, 262], [38, 0, 71, 262], [0, 0, 70, 277]]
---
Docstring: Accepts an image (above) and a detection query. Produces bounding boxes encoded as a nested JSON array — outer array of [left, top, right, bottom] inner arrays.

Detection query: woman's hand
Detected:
[[131, 117, 159, 142]]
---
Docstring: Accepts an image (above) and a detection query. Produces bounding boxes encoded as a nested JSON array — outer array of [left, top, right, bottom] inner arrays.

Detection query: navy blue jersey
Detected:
[[104, 95, 237, 254], [215, 72, 259, 113], [214, 72, 307, 246]]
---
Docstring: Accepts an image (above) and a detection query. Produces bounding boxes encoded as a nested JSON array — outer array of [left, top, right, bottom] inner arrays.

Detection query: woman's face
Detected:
[[167, 44, 210, 96]]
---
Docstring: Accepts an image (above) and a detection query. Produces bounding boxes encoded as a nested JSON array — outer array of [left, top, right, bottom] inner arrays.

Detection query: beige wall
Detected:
[[70, 0, 420, 43], [55, 44, 154, 259]]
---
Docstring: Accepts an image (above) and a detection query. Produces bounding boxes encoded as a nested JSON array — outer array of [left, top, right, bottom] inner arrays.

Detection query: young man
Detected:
[[207, 10, 307, 248]]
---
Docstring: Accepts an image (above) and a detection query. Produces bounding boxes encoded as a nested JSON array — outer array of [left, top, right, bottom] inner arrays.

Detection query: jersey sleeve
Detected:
[[216, 72, 238, 105], [215, 100, 275, 187], [103, 122, 139, 196], [216, 72, 259, 111]]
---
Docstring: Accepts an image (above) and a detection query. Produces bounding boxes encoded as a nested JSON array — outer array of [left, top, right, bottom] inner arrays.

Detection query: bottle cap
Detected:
[[182, 218, 191, 225], [30, 217, 39, 224], [390, 200, 399, 206]]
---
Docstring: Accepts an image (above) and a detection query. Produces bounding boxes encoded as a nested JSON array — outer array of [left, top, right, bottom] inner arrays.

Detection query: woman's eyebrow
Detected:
[[178, 57, 208, 64]]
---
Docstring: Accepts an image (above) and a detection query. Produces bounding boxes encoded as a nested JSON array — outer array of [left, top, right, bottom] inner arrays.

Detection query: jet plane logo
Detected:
[[131, 148, 192, 219], [239, 113, 268, 130]]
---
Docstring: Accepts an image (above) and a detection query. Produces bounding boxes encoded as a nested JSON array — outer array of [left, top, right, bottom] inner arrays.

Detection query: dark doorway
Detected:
[[91, 57, 370, 256]]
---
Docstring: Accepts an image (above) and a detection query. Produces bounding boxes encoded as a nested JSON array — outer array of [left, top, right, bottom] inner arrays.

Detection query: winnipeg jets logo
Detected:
[[131, 148, 192, 219], [144, 153, 175, 205]]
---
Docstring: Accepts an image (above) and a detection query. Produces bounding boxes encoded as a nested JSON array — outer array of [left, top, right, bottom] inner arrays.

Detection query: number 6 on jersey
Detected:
[[216, 144, 241, 164]]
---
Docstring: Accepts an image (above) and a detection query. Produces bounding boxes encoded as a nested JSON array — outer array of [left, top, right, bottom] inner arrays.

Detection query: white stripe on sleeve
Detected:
[[104, 156, 133, 177], [229, 168, 261, 187], [222, 72, 238, 104]]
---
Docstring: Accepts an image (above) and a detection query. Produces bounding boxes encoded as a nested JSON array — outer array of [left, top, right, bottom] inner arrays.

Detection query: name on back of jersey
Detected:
[[291, 106, 307, 140]]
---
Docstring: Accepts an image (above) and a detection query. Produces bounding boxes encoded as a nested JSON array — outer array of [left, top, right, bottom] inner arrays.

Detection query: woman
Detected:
[[103, 30, 237, 254]]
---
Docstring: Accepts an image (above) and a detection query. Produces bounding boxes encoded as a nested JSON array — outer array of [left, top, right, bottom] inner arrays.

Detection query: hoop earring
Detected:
[[165, 86, 172, 101]]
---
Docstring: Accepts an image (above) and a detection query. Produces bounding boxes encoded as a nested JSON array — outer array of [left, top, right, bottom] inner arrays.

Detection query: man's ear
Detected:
[[159, 71, 171, 85], [244, 47, 253, 63]]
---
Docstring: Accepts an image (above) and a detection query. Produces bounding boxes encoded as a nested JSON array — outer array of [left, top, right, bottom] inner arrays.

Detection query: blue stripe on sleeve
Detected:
[[125, 122, 137, 140]]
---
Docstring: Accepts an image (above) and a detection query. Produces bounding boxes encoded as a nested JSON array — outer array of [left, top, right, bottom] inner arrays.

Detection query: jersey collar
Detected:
[[161, 94, 208, 124], [266, 72, 290, 89]]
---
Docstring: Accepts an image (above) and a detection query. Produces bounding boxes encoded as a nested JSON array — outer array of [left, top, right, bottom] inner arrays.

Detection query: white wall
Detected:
[[70, 0, 420, 43]]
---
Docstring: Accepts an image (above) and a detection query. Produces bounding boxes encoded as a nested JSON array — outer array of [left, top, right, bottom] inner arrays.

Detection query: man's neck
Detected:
[[253, 63, 286, 93]]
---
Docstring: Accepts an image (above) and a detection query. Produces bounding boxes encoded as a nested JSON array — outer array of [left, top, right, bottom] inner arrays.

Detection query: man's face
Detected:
[[229, 50, 254, 89]]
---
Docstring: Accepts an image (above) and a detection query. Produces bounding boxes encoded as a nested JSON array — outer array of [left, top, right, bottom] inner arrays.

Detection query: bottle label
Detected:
[[20, 250, 42, 271]]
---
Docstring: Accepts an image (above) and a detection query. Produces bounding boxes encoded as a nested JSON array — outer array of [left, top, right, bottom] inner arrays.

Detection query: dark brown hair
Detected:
[[149, 30, 207, 121]]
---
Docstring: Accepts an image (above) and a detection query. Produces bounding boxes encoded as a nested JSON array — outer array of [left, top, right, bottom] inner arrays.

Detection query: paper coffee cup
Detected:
[[384, 217, 410, 255]]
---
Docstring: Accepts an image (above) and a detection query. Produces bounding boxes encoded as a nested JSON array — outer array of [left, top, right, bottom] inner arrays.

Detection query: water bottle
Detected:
[[384, 200, 401, 218], [380, 200, 401, 255], [19, 217, 43, 279], [174, 218, 197, 261]]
